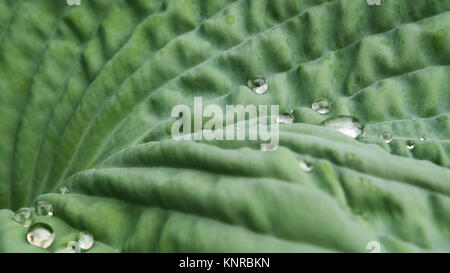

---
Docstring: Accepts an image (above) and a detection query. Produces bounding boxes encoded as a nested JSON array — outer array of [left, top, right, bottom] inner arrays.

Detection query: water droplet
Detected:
[[277, 112, 294, 124], [56, 241, 80, 253], [381, 132, 393, 144], [312, 98, 332, 115], [26, 223, 55, 249], [299, 158, 314, 172], [59, 186, 69, 194], [247, 76, 268, 95], [322, 116, 365, 139], [406, 140, 415, 150], [77, 231, 94, 250], [359, 129, 367, 138], [14, 207, 33, 227], [419, 136, 426, 142], [36, 201, 54, 217]]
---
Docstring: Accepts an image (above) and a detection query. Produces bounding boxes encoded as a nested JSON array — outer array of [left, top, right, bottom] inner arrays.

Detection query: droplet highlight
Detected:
[[14, 207, 33, 227], [77, 231, 94, 250], [419, 136, 426, 142], [277, 112, 294, 124], [26, 223, 55, 249], [406, 140, 415, 150], [59, 186, 69, 194], [312, 98, 332, 115], [36, 201, 54, 217], [247, 76, 268, 95], [299, 158, 314, 172], [260, 145, 277, 152], [56, 241, 80, 253], [381, 132, 393, 144], [322, 116, 365, 139], [359, 129, 367, 139]]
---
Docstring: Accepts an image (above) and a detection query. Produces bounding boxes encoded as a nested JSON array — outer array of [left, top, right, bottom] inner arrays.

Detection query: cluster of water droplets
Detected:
[[247, 77, 426, 172], [14, 201, 54, 228], [379, 131, 426, 150], [14, 201, 55, 248], [312, 99, 367, 141], [12, 187, 95, 252], [55, 232, 94, 253], [248, 77, 297, 125]]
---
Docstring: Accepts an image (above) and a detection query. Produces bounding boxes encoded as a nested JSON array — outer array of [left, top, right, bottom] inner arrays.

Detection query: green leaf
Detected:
[[0, 0, 449, 253]]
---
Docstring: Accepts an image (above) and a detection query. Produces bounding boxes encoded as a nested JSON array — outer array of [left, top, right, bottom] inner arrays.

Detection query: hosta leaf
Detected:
[[0, 0, 449, 253]]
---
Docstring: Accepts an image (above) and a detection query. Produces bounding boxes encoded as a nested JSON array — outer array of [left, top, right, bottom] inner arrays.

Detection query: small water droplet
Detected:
[[312, 98, 332, 115], [419, 136, 426, 142], [26, 223, 55, 249], [77, 231, 94, 250], [358, 128, 367, 139], [247, 76, 268, 95], [59, 186, 69, 194], [277, 112, 294, 124], [14, 207, 33, 227], [381, 132, 393, 144], [36, 201, 54, 217], [406, 140, 415, 150], [322, 116, 365, 139], [56, 241, 80, 253], [299, 158, 314, 172]]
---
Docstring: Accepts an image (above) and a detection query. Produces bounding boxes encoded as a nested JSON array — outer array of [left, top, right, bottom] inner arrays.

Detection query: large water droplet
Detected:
[[419, 136, 426, 142], [26, 223, 55, 249], [299, 158, 314, 172], [277, 112, 294, 124], [14, 207, 33, 227], [247, 76, 268, 95], [406, 140, 415, 150], [77, 231, 94, 250], [312, 98, 332, 115], [56, 241, 80, 253], [381, 132, 393, 144], [36, 201, 54, 217], [59, 186, 69, 195], [322, 116, 364, 139]]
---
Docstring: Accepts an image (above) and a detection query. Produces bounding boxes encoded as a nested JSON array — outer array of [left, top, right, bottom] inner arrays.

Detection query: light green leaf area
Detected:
[[0, 0, 449, 253]]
